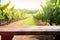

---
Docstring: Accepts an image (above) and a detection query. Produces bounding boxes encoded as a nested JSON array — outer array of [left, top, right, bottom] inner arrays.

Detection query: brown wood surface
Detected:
[[0, 26, 60, 40], [0, 26, 60, 35]]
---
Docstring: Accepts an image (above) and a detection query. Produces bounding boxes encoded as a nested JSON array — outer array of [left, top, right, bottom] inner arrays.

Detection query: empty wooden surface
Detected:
[[0, 26, 60, 35], [0, 26, 60, 31]]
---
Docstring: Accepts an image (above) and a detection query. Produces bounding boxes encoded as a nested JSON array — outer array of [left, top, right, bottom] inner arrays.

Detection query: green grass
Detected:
[[17, 14, 37, 26]]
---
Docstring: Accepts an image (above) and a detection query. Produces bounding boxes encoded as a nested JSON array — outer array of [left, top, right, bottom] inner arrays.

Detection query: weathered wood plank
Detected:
[[0, 26, 60, 35], [0, 26, 60, 31]]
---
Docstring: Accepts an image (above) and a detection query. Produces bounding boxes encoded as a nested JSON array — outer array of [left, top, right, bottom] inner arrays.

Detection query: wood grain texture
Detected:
[[0, 26, 60, 35]]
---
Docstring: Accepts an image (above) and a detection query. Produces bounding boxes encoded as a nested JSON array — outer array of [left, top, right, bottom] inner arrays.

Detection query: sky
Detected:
[[1, 0, 46, 10]]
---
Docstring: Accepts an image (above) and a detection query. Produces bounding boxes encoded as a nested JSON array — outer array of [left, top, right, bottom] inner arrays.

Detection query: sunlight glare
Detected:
[[2, 0, 46, 10]]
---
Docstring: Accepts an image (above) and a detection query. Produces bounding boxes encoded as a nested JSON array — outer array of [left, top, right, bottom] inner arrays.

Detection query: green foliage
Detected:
[[0, 0, 27, 25], [18, 16, 37, 26], [0, 0, 11, 9], [34, 0, 60, 25], [33, 10, 44, 20], [0, 0, 11, 24]]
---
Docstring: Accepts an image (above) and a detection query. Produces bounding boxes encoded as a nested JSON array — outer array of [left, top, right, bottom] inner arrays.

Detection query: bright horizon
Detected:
[[1, 0, 46, 10]]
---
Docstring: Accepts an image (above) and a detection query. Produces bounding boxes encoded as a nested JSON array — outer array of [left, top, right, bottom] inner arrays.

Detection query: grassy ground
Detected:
[[0, 14, 49, 27], [17, 15, 37, 26], [0, 14, 37, 27]]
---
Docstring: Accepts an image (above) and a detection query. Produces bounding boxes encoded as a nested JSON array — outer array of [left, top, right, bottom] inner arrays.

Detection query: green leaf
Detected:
[[1, 0, 11, 10]]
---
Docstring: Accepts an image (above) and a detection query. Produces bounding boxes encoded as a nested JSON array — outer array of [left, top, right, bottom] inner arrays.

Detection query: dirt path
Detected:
[[0, 17, 29, 27], [0, 16, 36, 27], [0, 16, 49, 27]]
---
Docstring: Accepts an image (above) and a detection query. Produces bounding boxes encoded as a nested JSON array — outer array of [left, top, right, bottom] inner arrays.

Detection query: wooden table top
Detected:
[[0, 26, 60, 31], [0, 26, 60, 35]]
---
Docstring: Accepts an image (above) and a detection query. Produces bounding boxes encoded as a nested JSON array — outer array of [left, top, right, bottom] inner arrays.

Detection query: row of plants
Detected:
[[0, 0, 27, 25], [34, 0, 60, 25]]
